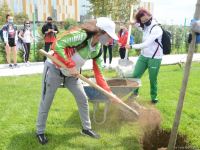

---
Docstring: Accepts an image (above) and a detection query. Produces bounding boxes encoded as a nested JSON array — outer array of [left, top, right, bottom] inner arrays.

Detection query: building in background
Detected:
[[0, 0, 79, 22], [79, 0, 91, 22]]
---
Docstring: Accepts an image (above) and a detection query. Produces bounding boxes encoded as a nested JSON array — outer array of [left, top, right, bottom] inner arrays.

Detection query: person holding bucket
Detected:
[[126, 8, 163, 104], [36, 17, 119, 144]]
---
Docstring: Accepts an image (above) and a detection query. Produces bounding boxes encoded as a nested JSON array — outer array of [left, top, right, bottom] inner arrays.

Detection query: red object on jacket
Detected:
[[118, 30, 128, 48], [44, 32, 56, 43]]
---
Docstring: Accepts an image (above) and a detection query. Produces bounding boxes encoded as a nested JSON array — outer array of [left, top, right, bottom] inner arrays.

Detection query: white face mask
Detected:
[[99, 34, 110, 45]]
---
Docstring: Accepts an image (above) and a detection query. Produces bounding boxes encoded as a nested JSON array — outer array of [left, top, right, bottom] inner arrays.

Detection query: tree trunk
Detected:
[[167, 0, 200, 149]]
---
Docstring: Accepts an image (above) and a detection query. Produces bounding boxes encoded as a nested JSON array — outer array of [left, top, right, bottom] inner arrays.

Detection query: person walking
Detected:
[[42, 16, 59, 61], [3, 14, 18, 68], [18, 20, 34, 65], [126, 8, 163, 104], [36, 17, 119, 144]]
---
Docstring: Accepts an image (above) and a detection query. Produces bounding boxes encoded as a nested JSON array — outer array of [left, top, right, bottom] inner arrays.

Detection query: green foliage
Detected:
[[89, 0, 140, 22], [64, 18, 78, 30], [0, 0, 12, 26], [14, 12, 29, 25]]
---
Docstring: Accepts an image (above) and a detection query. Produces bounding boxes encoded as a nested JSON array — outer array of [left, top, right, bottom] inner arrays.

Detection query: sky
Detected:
[[145, 0, 197, 25]]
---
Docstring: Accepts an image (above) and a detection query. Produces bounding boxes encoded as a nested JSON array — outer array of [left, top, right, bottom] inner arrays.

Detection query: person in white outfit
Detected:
[[126, 8, 163, 103], [18, 20, 34, 65]]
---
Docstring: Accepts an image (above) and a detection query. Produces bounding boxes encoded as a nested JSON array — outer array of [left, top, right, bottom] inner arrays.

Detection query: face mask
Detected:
[[25, 24, 30, 28], [8, 19, 13, 24], [47, 22, 52, 25], [99, 34, 109, 45], [144, 18, 152, 26]]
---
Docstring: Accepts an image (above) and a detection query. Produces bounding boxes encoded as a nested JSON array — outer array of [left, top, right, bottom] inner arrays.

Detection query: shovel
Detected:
[[118, 5, 134, 67], [39, 49, 139, 117]]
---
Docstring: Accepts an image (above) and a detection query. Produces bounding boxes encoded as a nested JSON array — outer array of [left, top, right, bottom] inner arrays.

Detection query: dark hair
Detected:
[[135, 8, 152, 28], [6, 14, 10, 20]]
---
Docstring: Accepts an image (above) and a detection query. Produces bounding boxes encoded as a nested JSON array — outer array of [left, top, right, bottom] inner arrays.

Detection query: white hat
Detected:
[[96, 17, 119, 40]]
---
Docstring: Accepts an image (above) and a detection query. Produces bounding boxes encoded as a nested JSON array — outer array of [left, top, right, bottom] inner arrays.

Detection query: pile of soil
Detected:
[[118, 101, 193, 150], [142, 127, 194, 150]]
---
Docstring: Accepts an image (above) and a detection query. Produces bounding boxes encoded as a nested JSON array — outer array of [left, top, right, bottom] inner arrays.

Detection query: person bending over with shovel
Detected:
[[126, 8, 163, 104], [36, 17, 119, 144]]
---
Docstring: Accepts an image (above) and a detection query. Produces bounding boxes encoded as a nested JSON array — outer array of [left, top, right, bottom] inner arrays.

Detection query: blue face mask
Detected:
[[8, 19, 13, 24]]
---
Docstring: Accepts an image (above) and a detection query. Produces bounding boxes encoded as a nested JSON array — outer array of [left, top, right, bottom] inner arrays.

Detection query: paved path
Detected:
[[0, 53, 200, 77]]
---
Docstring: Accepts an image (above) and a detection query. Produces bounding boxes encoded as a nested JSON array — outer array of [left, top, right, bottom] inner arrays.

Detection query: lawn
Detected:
[[0, 63, 200, 150]]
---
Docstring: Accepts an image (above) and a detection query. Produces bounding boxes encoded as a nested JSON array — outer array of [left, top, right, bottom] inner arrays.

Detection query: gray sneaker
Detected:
[[81, 129, 100, 139]]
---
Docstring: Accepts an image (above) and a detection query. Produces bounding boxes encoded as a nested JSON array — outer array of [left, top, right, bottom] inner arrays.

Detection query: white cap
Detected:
[[96, 17, 119, 40]]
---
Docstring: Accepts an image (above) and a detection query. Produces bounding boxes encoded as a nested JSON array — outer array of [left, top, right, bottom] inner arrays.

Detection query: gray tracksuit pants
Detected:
[[36, 61, 91, 134]]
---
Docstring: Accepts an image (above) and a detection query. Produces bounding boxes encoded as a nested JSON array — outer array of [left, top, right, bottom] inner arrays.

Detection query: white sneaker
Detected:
[[108, 64, 112, 69]]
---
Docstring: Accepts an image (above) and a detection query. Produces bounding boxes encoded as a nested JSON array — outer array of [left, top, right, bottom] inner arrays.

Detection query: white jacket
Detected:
[[133, 19, 163, 59]]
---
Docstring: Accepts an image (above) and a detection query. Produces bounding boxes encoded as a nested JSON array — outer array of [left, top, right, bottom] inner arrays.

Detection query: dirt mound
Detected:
[[142, 127, 194, 150]]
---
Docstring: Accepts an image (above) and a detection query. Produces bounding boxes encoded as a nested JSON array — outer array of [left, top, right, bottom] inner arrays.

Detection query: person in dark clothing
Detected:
[[42, 16, 59, 61], [103, 38, 114, 68]]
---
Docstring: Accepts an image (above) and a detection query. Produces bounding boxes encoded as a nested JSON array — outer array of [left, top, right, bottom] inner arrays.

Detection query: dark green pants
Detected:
[[133, 55, 162, 100]]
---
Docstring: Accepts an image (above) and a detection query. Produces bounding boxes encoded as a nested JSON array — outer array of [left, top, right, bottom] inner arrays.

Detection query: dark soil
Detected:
[[107, 79, 139, 87], [142, 127, 194, 150]]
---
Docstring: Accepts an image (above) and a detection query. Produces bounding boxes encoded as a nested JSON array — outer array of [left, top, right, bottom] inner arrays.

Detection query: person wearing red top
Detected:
[[42, 17, 59, 61], [118, 26, 129, 59]]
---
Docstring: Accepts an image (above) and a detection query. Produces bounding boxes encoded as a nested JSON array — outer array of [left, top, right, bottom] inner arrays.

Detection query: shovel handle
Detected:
[[39, 49, 139, 116], [125, 5, 134, 60]]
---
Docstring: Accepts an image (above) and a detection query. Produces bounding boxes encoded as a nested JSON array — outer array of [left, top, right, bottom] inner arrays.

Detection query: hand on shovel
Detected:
[[68, 67, 79, 77]]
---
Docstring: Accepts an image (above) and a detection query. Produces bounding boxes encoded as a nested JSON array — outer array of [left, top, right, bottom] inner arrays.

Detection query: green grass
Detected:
[[0, 63, 200, 150]]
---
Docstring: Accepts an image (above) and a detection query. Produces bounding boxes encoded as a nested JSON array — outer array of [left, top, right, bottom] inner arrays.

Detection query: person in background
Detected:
[[3, 14, 18, 68], [42, 16, 59, 61], [103, 38, 114, 68], [118, 26, 129, 59], [18, 20, 34, 66], [126, 8, 163, 104], [36, 17, 119, 144]]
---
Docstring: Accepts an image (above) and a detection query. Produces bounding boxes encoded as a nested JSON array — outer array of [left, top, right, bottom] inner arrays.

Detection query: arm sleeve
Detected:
[[15, 27, 18, 43], [3, 27, 8, 43], [93, 58, 111, 92], [41, 25, 46, 34], [133, 26, 163, 49], [54, 25, 59, 33]]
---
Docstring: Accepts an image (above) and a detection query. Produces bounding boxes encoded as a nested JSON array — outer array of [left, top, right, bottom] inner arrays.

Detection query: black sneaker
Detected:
[[13, 64, 18, 68], [8, 64, 13, 68], [36, 134, 48, 145], [81, 129, 100, 139], [151, 99, 158, 104]]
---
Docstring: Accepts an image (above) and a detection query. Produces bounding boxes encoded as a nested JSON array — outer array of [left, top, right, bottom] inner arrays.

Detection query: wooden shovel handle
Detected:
[[39, 49, 139, 116]]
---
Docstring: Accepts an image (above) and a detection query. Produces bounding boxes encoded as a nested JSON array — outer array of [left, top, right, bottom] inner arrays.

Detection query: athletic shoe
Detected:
[[81, 129, 100, 139], [151, 99, 158, 104], [8, 64, 13, 68], [13, 64, 19, 68], [36, 134, 48, 145]]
